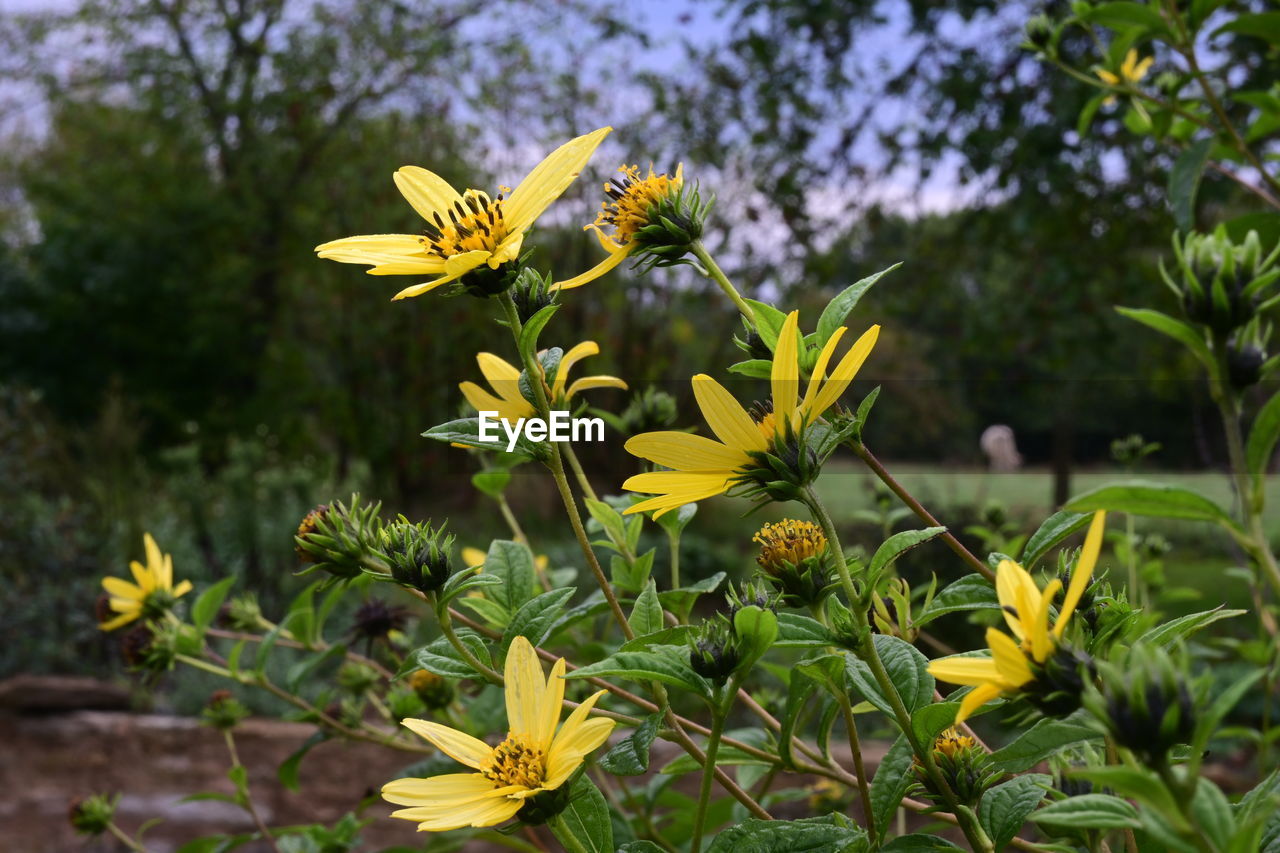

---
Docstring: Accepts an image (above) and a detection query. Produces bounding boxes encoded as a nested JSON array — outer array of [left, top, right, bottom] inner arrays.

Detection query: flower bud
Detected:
[[350, 599, 409, 643], [1086, 644, 1197, 762], [912, 728, 1001, 807], [69, 794, 118, 836], [221, 593, 264, 631], [409, 669, 456, 710], [618, 387, 679, 435], [337, 661, 381, 695], [1169, 227, 1280, 334], [689, 617, 740, 684], [752, 519, 833, 606], [384, 519, 454, 594], [511, 267, 557, 324], [294, 495, 387, 580], [725, 580, 777, 621], [201, 689, 250, 730]]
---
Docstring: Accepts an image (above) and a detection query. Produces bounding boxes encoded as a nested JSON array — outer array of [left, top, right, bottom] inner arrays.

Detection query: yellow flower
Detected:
[[99, 533, 193, 631], [1096, 49, 1153, 105], [459, 341, 627, 422], [382, 636, 614, 832], [556, 164, 684, 290], [622, 310, 879, 517], [928, 510, 1107, 723], [315, 127, 611, 301], [754, 519, 827, 572]]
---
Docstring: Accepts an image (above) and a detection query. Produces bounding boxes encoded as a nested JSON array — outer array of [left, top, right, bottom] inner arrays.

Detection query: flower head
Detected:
[[99, 533, 192, 631], [1096, 49, 1153, 105], [459, 342, 627, 422], [622, 310, 879, 517], [912, 727, 999, 807], [928, 511, 1107, 723], [557, 163, 702, 289], [316, 128, 610, 300], [383, 636, 614, 832], [753, 519, 832, 606]]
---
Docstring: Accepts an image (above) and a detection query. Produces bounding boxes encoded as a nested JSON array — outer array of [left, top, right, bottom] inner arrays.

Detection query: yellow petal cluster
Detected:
[[927, 511, 1107, 723], [98, 533, 193, 631], [383, 636, 614, 832], [1096, 49, 1153, 105], [622, 310, 879, 517], [458, 341, 627, 422], [316, 128, 611, 300]]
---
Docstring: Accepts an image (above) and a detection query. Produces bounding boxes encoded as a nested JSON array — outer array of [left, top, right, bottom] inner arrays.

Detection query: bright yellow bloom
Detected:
[[316, 128, 611, 301], [99, 533, 193, 631], [1096, 49, 1153, 105], [556, 163, 683, 290], [928, 511, 1107, 723], [382, 636, 614, 832], [459, 341, 627, 422], [622, 310, 879, 517], [754, 519, 827, 572]]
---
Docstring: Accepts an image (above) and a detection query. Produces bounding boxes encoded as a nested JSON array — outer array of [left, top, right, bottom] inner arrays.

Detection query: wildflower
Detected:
[[382, 636, 614, 831], [753, 519, 832, 606], [928, 511, 1107, 723], [1095, 49, 1153, 105], [98, 533, 192, 631], [316, 128, 611, 301], [294, 496, 386, 579], [557, 164, 704, 289], [912, 728, 999, 807], [459, 342, 627, 421], [295, 505, 330, 563], [622, 310, 878, 517]]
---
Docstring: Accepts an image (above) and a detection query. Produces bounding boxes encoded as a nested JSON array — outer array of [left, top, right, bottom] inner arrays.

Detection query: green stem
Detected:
[[1213, 376, 1280, 600], [805, 487, 995, 853], [1125, 513, 1142, 609], [690, 241, 755, 324], [666, 528, 681, 592], [106, 822, 149, 853], [691, 690, 732, 853], [562, 442, 600, 503], [835, 692, 876, 839], [433, 594, 504, 683], [852, 442, 995, 582], [548, 814, 593, 853], [495, 492, 528, 545], [223, 730, 284, 853]]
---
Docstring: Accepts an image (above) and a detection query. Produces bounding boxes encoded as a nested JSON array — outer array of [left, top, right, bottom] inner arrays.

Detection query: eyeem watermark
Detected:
[[478, 410, 605, 452]]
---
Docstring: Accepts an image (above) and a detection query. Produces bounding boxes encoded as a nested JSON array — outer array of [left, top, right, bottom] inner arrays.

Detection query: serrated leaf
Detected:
[[1146, 607, 1246, 647], [502, 588, 575, 653], [599, 713, 662, 776], [547, 775, 612, 853], [422, 417, 542, 459], [847, 634, 933, 717], [403, 631, 492, 679], [629, 580, 664, 637], [869, 735, 915, 843], [775, 612, 836, 647], [869, 527, 946, 575], [705, 814, 867, 852], [988, 713, 1101, 773], [485, 540, 537, 613], [816, 263, 901, 345], [566, 650, 711, 695], [979, 774, 1049, 850]]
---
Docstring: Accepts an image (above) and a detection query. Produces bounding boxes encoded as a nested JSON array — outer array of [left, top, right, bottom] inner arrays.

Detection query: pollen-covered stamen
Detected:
[[748, 398, 778, 442], [419, 189, 510, 258], [594, 164, 681, 246], [481, 735, 546, 789]]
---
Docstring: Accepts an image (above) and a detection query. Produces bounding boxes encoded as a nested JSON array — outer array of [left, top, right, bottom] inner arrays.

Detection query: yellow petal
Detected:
[[1131, 55, 1153, 81], [504, 127, 612, 233], [928, 656, 1003, 687], [537, 657, 567, 753], [490, 231, 524, 267], [545, 718, 614, 790], [103, 576, 143, 600], [393, 796, 523, 831], [444, 249, 491, 276], [1032, 579, 1061, 663], [800, 326, 846, 416], [401, 719, 494, 770], [504, 636, 546, 740], [1096, 69, 1119, 85], [954, 682, 1004, 724], [381, 773, 499, 807], [462, 547, 487, 568], [173, 579, 193, 599], [1055, 510, 1106, 638], [553, 341, 599, 400], [771, 310, 801, 426], [390, 272, 465, 301], [566, 376, 628, 399], [555, 245, 629, 290], [621, 474, 732, 518], [995, 559, 1039, 641], [460, 381, 534, 422], [624, 431, 750, 471], [393, 166, 464, 222], [476, 353, 525, 402], [622, 470, 733, 497], [806, 325, 879, 417], [98, 611, 138, 632], [986, 628, 1033, 687], [692, 374, 768, 453], [128, 560, 152, 592], [314, 233, 429, 255]]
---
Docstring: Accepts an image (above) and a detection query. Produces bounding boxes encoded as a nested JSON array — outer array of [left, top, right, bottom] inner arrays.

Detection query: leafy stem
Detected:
[[691, 681, 737, 853], [690, 240, 755, 325]]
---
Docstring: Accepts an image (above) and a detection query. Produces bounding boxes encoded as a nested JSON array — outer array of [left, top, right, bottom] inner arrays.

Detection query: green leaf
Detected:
[[547, 775, 612, 853], [846, 634, 934, 717], [1246, 388, 1280, 490], [1169, 138, 1213, 233], [566, 650, 711, 695], [192, 575, 236, 635], [728, 359, 774, 379], [1214, 11, 1280, 44], [1193, 670, 1265, 757], [868, 526, 945, 575], [1115, 307, 1214, 370], [705, 814, 867, 852], [485, 540, 537, 614], [880, 837, 963, 852], [1021, 511, 1092, 568], [1084, 1, 1169, 33], [517, 303, 559, 363], [629, 580, 664, 637], [599, 713, 662, 776], [733, 605, 779, 670], [979, 774, 1049, 851], [471, 469, 511, 498], [585, 498, 628, 548], [816, 263, 901, 345], [422, 417, 543, 459], [988, 713, 1101, 773], [1070, 766, 1184, 821], [775, 612, 836, 647], [277, 731, 329, 792], [610, 549, 655, 594], [1190, 778, 1236, 850], [869, 735, 916, 843], [1066, 479, 1236, 526], [911, 702, 962, 746], [744, 299, 788, 351], [1031, 794, 1141, 829], [654, 501, 697, 537], [917, 575, 999, 625], [779, 666, 822, 769], [1078, 91, 1107, 137], [404, 631, 492, 679], [1224, 211, 1280, 247], [659, 571, 726, 620], [502, 588, 575, 653], [1146, 607, 1246, 647]]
